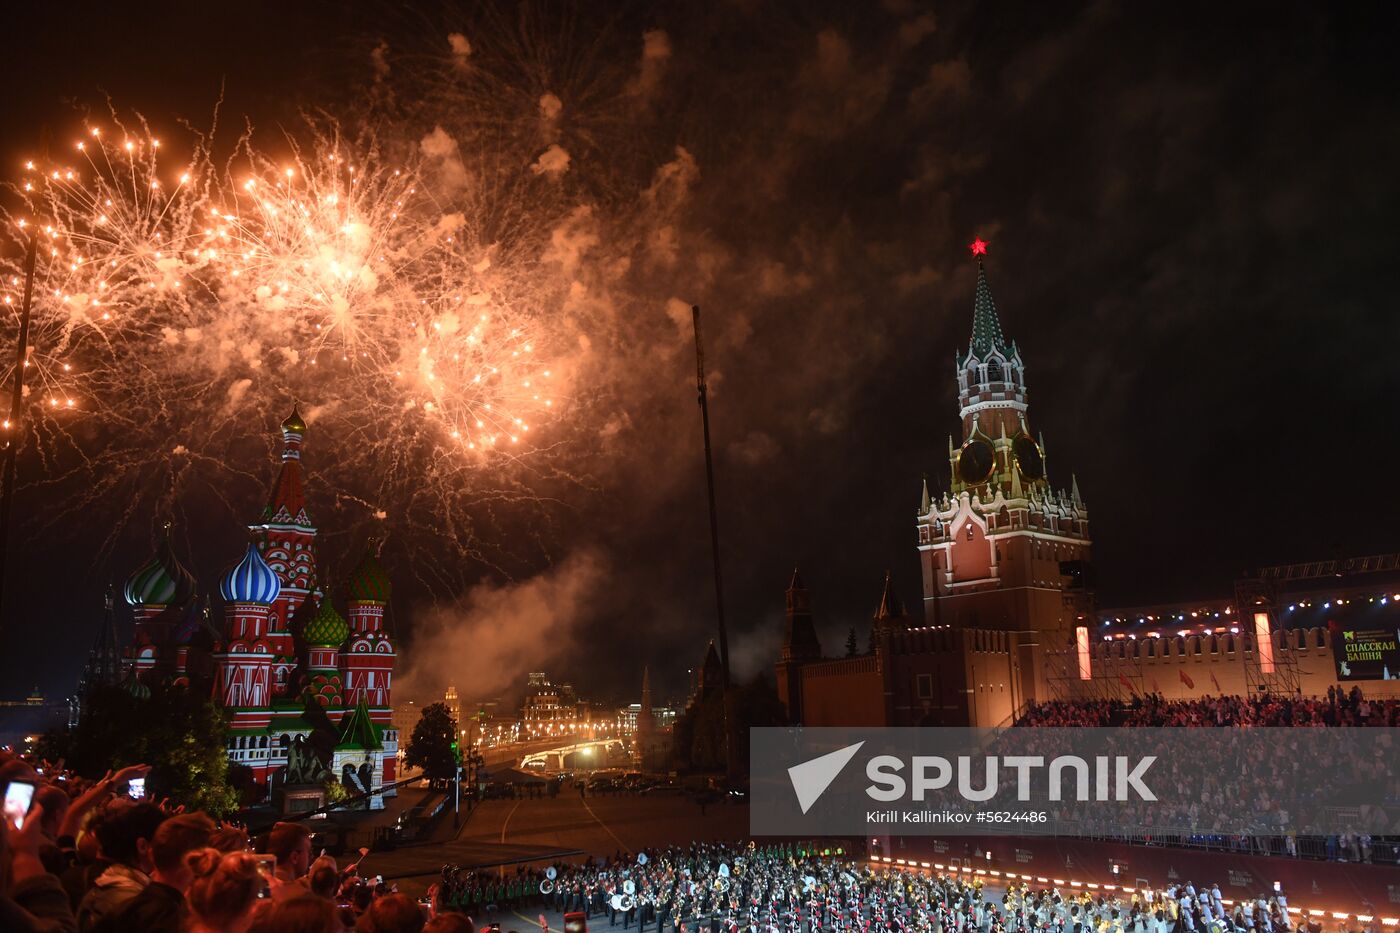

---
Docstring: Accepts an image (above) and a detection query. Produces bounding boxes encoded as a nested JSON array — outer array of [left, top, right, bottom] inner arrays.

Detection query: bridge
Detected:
[[518, 738, 626, 771]]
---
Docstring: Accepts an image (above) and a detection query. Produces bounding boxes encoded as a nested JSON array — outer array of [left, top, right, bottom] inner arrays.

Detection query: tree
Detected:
[[405, 702, 458, 783], [44, 682, 239, 815], [844, 627, 858, 658]]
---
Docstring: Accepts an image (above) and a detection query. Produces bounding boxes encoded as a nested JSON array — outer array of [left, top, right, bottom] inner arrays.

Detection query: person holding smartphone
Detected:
[[3, 780, 35, 831], [0, 798, 81, 933]]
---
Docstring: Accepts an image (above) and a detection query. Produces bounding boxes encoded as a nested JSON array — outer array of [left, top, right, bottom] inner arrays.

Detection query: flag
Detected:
[[1209, 670, 1221, 692], [1117, 672, 1135, 693], [1179, 669, 1195, 690]]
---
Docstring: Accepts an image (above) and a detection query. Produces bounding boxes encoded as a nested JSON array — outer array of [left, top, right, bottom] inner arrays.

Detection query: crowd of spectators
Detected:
[[0, 750, 477, 932], [1016, 688, 1400, 728], [1011, 689, 1399, 860]]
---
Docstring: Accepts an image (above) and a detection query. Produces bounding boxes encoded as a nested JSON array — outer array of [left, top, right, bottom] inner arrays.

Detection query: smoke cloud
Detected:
[[530, 144, 572, 177], [627, 29, 672, 102], [397, 550, 607, 705]]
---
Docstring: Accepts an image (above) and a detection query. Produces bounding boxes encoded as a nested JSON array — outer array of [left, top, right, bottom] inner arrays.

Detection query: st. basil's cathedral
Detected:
[[112, 409, 398, 809]]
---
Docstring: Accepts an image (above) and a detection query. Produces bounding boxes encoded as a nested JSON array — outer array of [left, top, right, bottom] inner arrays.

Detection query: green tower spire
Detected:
[[969, 258, 1007, 357]]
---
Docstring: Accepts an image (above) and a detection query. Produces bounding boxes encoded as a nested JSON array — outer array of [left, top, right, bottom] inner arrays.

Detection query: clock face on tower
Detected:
[[1012, 434, 1044, 481], [958, 439, 995, 484]]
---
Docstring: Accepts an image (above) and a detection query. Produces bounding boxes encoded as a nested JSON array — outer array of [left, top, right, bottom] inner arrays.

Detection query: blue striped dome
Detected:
[[219, 543, 282, 605]]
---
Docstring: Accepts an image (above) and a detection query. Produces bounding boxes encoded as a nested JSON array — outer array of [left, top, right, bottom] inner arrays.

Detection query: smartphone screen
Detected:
[[3, 781, 35, 829], [254, 854, 276, 899], [127, 777, 146, 800]]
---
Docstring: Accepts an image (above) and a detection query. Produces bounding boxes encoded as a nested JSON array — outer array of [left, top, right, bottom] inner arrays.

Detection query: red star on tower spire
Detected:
[[969, 237, 988, 257]]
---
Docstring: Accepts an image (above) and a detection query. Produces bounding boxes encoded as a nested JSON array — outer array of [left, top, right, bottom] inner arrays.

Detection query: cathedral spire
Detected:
[[920, 475, 931, 513], [264, 408, 311, 528]]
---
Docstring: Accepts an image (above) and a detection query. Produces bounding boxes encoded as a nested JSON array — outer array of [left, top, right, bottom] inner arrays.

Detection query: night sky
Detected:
[[1, 1, 1398, 707]]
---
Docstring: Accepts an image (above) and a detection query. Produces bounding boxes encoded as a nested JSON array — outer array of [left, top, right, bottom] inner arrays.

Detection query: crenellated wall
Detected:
[[1050, 627, 1400, 700]]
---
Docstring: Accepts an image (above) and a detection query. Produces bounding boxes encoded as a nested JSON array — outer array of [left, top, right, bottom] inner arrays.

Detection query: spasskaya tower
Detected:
[[916, 240, 1092, 661]]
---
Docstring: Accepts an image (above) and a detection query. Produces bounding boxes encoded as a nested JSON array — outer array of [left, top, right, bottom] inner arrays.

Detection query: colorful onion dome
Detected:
[[281, 405, 307, 435], [347, 546, 392, 604], [304, 596, 349, 648], [123, 530, 197, 608], [219, 543, 282, 605]]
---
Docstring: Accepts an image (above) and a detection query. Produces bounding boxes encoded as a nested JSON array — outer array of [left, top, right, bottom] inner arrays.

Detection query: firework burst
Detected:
[[2, 116, 572, 581], [1, 121, 212, 422]]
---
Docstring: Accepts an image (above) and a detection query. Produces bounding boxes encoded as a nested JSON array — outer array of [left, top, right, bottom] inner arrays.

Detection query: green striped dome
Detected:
[[347, 548, 391, 604], [124, 534, 196, 608], [121, 672, 151, 700], [303, 597, 349, 647]]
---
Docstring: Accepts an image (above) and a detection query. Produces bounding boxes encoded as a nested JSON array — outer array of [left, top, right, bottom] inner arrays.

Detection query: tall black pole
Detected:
[[691, 306, 735, 776], [0, 230, 39, 636]]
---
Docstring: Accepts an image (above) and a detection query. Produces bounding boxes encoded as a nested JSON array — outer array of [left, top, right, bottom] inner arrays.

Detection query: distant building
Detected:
[[444, 686, 461, 733], [631, 666, 670, 769], [695, 642, 723, 700], [0, 690, 69, 750], [72, 585, 125, 725], [522, 672, 578, 726], [390, 699, 422, 744]]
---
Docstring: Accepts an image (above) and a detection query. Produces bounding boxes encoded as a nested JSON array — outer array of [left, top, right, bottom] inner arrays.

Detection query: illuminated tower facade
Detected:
[[252, 408, 317, 700], [301, 596, 348, 709], [342, 547, 396, 724], [214, 542, 282, 732], [916, 241, 1092, 697]]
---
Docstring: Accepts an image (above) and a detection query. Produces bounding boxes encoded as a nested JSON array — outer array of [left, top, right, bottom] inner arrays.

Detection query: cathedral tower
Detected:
[[122, 526, 196, 684], [342, 547, 395, 725], [252, 408, 317, 700], [302, 595, 348, 709], [214, 542, 282, 731]]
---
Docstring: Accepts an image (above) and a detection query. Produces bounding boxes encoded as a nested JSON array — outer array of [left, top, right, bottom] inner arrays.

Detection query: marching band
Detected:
[[434, 843, 1302, 933]]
